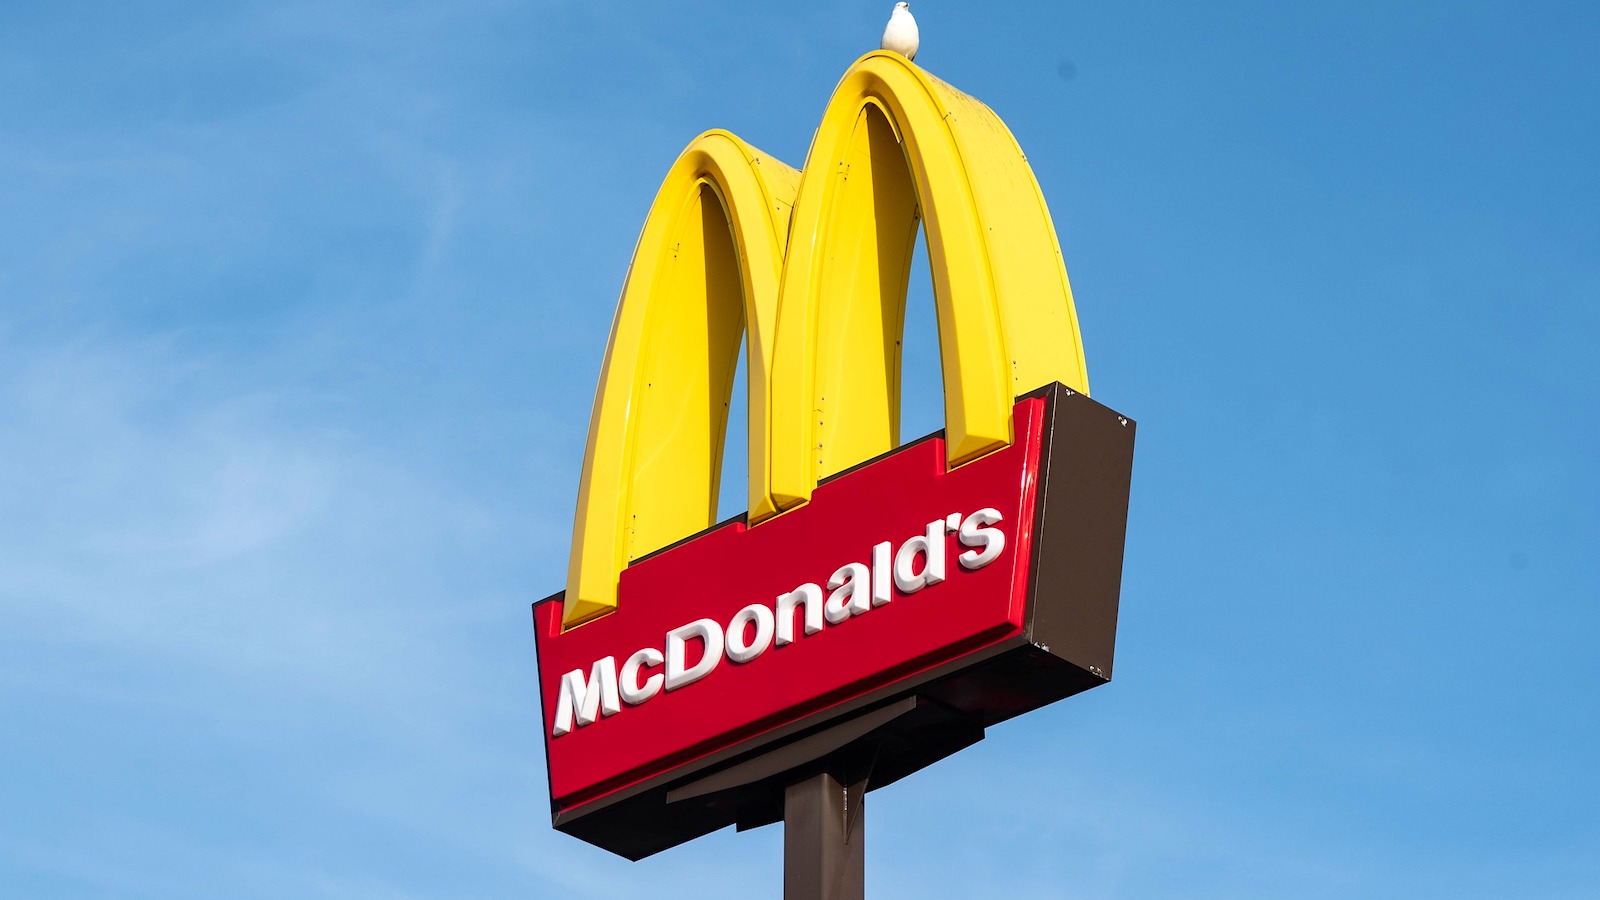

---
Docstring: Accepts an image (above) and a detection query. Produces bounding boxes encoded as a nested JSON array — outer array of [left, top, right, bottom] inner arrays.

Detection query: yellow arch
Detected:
[[563, 54, 1090, 627], [563, 130, 800, 627], [764, 51, 1089, 518]]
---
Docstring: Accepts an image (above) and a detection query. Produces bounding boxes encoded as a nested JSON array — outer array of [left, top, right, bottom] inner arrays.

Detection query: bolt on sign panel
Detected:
[[533, 51, 1135, 860]]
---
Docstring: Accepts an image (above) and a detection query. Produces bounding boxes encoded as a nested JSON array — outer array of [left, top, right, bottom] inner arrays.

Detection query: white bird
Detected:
[[881, 2, 919, 61]]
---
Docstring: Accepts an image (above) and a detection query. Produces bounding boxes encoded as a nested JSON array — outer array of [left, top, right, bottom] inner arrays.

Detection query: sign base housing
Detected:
[[533, 383, 1135, 860]]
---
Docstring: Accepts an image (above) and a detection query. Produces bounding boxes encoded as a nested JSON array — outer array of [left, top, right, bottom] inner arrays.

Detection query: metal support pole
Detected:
[[783, 773, 865, 900]]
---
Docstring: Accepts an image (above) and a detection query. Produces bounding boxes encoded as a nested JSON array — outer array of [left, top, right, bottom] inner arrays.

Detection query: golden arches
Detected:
[[563, 130, 799, 627], [564, 53, 1088, 628], [765, 52, 1089, 517]]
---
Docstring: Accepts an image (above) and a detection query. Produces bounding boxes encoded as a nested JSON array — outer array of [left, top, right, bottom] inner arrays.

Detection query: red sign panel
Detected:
[[534, 397, 1052, 811]]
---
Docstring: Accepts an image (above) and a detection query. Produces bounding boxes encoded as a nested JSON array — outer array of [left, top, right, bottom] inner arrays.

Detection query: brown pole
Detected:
[[783, 773, 865, 900]]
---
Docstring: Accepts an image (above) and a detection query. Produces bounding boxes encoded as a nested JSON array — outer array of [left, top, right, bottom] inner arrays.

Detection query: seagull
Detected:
[[881, 2, 919, 61]]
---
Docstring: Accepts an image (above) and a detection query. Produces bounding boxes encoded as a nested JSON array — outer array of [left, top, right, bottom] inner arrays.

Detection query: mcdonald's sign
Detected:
[[533, 52, 1136, 860]]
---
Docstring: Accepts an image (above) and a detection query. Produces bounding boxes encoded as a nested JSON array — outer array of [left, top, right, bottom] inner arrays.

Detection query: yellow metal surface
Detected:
[[563, 53, 1089, 627], [766, 51, 1089, 516], [563, 131, 799, 627]]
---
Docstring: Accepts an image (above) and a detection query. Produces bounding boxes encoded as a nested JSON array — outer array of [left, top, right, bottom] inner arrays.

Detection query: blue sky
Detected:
[[2, 1, 1596, 897]]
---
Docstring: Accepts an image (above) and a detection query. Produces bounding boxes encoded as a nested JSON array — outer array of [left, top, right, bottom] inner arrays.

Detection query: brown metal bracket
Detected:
[[784, 772, 865, 900]]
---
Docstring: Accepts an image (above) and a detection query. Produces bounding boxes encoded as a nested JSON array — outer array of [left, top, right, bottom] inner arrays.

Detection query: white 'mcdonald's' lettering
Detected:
[[665, 619, 724, 691], [726, 603, 776, 663], [550, 508, 1008, 737], [552, 656, 620, 737], [957, 507, 1005, 569], [825, 562, 872, 623], [893, 519, 947, 593], [775, 583, 824, 646], [618, 647, 664, 706]]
